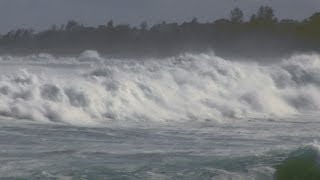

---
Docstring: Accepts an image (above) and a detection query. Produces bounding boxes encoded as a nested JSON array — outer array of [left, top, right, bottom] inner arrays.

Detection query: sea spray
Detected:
[[0, 51, 319, 126]]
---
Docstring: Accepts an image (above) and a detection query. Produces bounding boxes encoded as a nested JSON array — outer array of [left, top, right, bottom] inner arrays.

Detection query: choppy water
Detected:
[[2, 116, 320, 179], [1, 51, 320, 179]]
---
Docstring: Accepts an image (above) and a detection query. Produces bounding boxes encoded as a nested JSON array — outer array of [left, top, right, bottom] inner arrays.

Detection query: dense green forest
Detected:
[[1, 6, 320, 58]]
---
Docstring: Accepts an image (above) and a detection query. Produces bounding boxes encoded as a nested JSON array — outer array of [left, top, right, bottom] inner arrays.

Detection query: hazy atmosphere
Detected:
[[0, 0, 319, 32]]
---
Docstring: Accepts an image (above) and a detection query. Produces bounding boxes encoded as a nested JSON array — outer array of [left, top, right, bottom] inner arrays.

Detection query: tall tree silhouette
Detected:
[[250, 6, 277, 25], [230, 7, 244, 23]]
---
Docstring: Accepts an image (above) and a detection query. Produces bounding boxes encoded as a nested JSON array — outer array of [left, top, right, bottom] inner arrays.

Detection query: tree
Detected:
[[191, 18, 198, 24], [115, 24, 131, 32], [107, 20, 114, 30], [250, 6, 277, 24], [230, 7, 244, 23], [309, 12, 320, 24], [140, 21, 148, 31], [301, 12, 320, 40], [65, 20, 81, 31]]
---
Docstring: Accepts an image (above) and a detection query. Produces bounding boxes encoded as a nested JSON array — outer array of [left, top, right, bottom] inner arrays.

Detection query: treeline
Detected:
[[1, 6, 320, 58]]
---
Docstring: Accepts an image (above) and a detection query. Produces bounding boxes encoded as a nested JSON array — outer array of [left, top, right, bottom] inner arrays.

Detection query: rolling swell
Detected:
[[275, 143, 320, 180], [0, 51, 319, 126]]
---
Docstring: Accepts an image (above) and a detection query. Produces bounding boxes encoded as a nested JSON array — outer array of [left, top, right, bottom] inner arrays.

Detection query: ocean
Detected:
[[0, 51, 320, 179]]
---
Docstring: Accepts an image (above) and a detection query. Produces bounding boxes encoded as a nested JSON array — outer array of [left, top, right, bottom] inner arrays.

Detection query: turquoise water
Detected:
[[275, 146, 320, 180]]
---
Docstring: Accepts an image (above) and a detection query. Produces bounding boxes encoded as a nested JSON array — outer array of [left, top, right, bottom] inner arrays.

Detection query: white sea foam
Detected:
[[0, 51, 319, 126]]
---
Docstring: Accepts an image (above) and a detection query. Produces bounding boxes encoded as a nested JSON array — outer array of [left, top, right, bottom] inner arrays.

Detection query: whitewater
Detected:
[[1, 51, 320, 179]]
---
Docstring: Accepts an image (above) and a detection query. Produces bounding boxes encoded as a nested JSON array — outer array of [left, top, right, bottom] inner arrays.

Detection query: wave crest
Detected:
[[0, 52, 319, 125]]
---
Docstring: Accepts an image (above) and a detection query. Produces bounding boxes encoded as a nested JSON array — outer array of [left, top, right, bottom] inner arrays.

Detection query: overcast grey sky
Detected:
[[0, 0, 318, 33]]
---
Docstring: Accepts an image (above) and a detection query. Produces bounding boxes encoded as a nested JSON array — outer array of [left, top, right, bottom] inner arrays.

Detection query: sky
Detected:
[[0, 0, 318, 33]]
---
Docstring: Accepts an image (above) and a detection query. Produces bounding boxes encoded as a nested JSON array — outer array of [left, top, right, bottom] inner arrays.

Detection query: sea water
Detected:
[[0, 51, 320, 179]]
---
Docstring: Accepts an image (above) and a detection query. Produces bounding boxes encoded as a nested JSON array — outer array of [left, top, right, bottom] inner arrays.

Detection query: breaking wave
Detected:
[[275, 142, 320, 179], [0, 51, 320, 126]]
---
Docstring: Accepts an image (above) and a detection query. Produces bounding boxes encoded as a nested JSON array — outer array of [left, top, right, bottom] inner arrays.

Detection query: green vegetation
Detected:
[[0, 6, 320, 57]]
